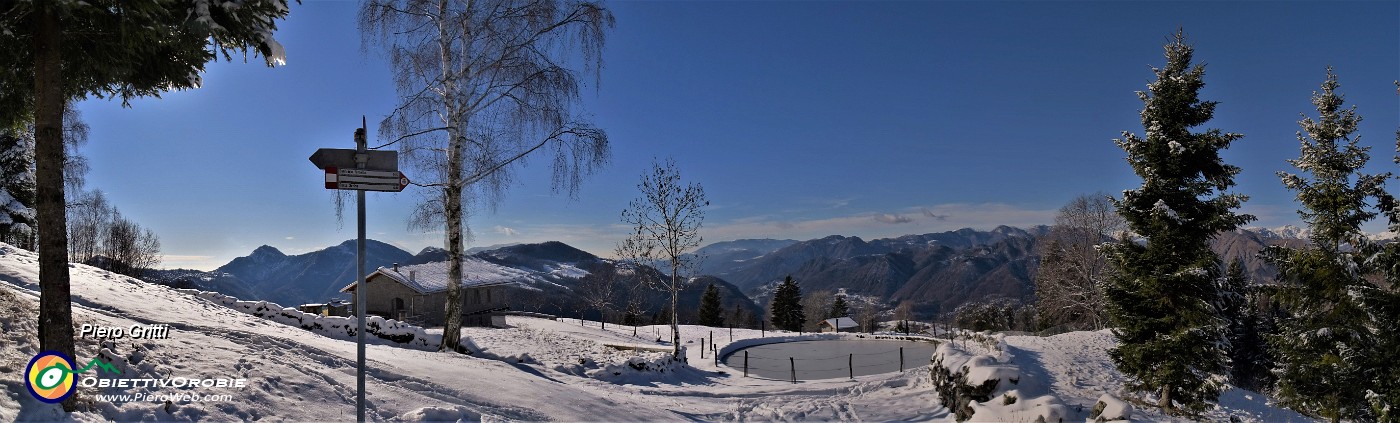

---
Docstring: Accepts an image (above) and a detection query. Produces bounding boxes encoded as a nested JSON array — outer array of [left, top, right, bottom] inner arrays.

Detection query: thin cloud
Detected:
[[874, 213, 913, 224], [448, 203, 1056, 260], [161, 254, 214, 262], [704, 203, 1056, 242]]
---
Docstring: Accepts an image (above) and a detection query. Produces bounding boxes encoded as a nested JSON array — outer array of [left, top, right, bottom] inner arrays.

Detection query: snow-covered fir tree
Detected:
[[1101, 30, 1254, 414], [1262, 69, 1388, 423], [1356, 83, 1400, 423], [0, 126, 36, 250]]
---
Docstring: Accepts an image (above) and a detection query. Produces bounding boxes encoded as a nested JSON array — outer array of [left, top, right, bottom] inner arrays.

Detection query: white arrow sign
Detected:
[[325, 167, 410, 192]]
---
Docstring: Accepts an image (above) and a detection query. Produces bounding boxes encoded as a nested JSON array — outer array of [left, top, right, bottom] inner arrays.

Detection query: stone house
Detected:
[[340, 261, 509, 327]]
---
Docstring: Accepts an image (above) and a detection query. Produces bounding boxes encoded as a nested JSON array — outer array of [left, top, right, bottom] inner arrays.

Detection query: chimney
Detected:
[[393, 263, 399, 272], [409, 270, 416, 282]]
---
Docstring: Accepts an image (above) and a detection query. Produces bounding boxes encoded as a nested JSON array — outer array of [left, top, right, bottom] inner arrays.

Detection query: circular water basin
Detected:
[[722, 339, 938, 381]]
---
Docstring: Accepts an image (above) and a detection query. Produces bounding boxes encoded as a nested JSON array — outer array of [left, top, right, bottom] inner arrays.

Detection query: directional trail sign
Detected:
[[324, 167, 410, 192], [314, 119, 409, 423], [309, 148, 398, 172]]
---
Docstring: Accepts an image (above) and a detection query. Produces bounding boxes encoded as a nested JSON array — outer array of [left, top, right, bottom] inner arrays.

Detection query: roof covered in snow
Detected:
[[821, 317, 858, 329], [340, 258, 529, 294]]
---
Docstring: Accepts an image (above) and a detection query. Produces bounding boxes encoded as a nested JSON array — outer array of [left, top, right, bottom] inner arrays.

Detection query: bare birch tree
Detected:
[[360, 0, 614, 351], [617, 159, 706, 357], [800, 289, 832, 332], [1035, 193, 1125, 330], [101, 210, 161, 277], [578, 261, 619, 330], [621, 270, 648, 336]]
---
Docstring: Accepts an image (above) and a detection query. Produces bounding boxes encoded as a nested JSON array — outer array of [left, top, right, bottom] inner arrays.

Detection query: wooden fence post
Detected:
[[790, 357, 796, 384]]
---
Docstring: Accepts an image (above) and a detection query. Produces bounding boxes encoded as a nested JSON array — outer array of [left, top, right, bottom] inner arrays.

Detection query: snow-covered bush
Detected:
[[1089, 394, 1132, 422], [584, 353, 688, 384], [931, 342, 1013, 421], [931, 332, 1067, 422]]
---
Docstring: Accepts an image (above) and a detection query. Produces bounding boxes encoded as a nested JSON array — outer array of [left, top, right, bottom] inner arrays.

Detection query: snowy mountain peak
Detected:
[[1249, 225, 1311, 240]]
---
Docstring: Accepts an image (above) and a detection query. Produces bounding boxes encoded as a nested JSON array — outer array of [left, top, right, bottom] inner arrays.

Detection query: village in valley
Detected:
[[1, 1, 1398, 422]]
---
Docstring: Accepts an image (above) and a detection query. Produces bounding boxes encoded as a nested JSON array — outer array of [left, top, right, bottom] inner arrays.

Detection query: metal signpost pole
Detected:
[[355, 118, 367, 423], [308, 117, 407, 423]]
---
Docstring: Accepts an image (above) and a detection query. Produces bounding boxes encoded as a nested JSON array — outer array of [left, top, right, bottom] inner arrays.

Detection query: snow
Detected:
[[346, 258, 532, 294], [0, 243, 1314, 422], [259, 30, 287, 67], [1168, 139, 1186, 155], [1092, 393, 1133, 421], [1153, 198, 1181, 221], [548, 263, 589, 279], [820, 316, 858, 330]]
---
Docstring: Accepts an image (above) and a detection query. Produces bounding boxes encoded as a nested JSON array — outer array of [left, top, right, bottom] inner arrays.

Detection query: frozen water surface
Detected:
[[723, 339, 938, 381]]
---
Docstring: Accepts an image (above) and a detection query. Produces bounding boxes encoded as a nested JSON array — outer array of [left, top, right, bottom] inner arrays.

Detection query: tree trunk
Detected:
[[439, 142, 464, 351], [1158, 384, 1172, 412], [437, 0, 466, 352], [33, 3, 77, 412], [670, 265, 680, 358]]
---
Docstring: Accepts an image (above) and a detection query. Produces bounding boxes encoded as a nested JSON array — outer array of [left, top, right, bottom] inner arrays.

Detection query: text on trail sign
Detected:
[[325, 167, 410, 192]]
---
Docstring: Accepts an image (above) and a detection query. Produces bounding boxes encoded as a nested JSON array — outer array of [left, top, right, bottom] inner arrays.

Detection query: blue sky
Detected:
[[75, 1, 1399, 270]]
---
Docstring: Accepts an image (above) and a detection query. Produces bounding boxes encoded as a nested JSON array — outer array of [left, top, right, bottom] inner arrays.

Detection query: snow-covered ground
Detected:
[[0, 243, 1313, 422]]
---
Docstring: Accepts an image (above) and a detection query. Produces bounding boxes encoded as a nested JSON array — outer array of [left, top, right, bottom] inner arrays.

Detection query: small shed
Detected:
[[298, 303, 327, 315], [819, 316, 859, 333], [326, 300, 351, 317]]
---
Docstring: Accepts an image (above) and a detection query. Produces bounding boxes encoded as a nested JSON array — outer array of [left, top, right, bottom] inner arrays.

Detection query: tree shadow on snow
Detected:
[[506, 362, 567, 384]]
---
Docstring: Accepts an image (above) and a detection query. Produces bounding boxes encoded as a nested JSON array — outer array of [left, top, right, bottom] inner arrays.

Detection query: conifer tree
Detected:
[[0, 127, 35, 250], [829, 293, 849, 319], [698, 283, 724, 327], [1221, 258, 1271, 392], [1264, 68, 1389, 422], [769, 276, 805, 332], [1362, 82, 1400, 422], [1101, 30, 1254, 414], [0, 4, 292, 410]]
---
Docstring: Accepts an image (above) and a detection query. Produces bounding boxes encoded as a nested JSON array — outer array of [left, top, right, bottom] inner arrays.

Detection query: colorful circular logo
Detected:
[[25, 351, 75, 403]]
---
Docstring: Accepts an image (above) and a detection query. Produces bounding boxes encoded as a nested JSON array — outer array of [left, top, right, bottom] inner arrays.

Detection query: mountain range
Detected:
[[146, 239, 764, 325], [146, 225, 1321, 325]]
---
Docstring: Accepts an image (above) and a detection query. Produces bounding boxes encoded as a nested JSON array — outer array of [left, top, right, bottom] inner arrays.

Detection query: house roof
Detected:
[[821, 317, 858, 329], [339, 258, 528, 295]]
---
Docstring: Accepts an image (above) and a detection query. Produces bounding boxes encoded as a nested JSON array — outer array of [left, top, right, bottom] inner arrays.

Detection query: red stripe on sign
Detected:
[[325, 168, 338, 189]]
